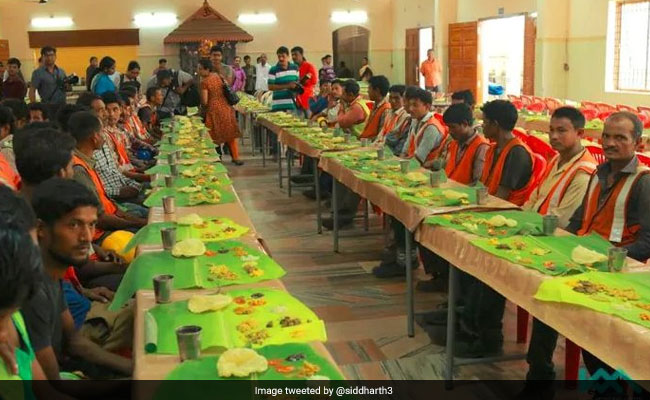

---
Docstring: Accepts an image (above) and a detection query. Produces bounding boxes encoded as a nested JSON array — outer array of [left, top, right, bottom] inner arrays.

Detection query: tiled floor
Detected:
[[226, 145, 572, 382]]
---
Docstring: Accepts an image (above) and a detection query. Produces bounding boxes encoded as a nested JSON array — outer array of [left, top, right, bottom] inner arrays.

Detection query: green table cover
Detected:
[[110, 241, 285, 311], [164, 343, 344, 380], [143, 186, 236, 207], [151, 173, 232, 188], [535, 271, 650, 329], [145, 161, 227, 176], [123, 217, 250, 253], [470, 233, 611, 276], [425, 210, 544, 237], [146, 289, 326, 354]]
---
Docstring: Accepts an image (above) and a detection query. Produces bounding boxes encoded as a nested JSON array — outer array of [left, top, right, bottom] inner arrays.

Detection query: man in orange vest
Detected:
[[429, 100, 535, 356], [374, 88, 449, 278], [515, 108, 598, 397], [376, 85, 411, 155], [417, 103, 489, 292], [68, 111, 147, 241], [359, 75, 392, 140]]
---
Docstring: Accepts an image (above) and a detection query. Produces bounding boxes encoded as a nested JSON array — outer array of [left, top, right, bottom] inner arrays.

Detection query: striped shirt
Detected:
[[268, 62, 300, 111]]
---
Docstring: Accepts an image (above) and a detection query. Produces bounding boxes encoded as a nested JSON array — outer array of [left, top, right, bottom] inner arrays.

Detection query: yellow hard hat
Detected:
[[101, 230, 136, 263]]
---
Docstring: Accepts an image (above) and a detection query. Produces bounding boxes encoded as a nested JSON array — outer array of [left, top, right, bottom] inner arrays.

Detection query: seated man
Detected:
[[138, 86, 163, 140], [450, 89, 475, 108], [417, 103, 489, 292], [308, 80, 331, 118], [120, 89, 157, 145], [375, 85, 411, 154], [518, 112, 649, 399], [0, 104, 18, 177], [1, 99, 28, 130], [359, 75, 392, 140], [13, 126, 127, 290], [24, 178, 133, 379], [321, 80, 372, 229], [373, 88, 448, 278], [69, 111, 147, 239], [28, 102, 48, 123], [431, 100, 535, 357]]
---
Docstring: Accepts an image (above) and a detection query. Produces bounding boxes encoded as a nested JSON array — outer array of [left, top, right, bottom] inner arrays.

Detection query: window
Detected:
[[614, 0, 650, 92]]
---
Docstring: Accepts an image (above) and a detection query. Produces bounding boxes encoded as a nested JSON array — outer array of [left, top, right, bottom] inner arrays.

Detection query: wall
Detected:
[[456, 0, 536, 22], [0, 0, 393, 81]]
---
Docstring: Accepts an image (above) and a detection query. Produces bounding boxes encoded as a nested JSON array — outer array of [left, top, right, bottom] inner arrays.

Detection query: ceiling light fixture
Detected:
[[238, 13, 277, 25], [31, 17, 73, 28], [331, 10, 367, 24], [134, 12, 177, 28]]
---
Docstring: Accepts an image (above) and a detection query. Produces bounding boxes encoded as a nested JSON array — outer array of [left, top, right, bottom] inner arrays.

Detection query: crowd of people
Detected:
[[1, 40, 648, 398]]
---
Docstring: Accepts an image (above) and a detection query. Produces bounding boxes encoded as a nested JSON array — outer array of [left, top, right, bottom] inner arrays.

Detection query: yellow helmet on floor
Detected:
[[101, 230, 136, 263]]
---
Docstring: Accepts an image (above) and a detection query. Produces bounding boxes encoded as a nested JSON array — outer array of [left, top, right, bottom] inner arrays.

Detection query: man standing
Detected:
[[319, 54, 336, 83], [29, 46, 68, 116], [1, 58, 27, 100], [146, 69, 194, 118], [86, 56, 98, 90], [337, 61, 353, 79], [420, 49, 442, 93], [119, 61, 142, 96], [359, 57, 371, 81], [268, 47, 300, 113], [291, 46, 318, 116], [243, 55, 256, 94], [153, 58, 167, 76], [255, 53, 271, 92], [231, 56, 246, 92]]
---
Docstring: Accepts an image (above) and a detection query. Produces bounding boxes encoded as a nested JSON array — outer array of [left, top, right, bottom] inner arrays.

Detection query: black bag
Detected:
[[220, 76, 240, 106], [181, 83, 200, 107]]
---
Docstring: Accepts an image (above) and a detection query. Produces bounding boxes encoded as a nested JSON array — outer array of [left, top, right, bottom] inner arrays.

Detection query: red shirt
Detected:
[[297, 61, 318, 110], [1, 77, 27, 100]]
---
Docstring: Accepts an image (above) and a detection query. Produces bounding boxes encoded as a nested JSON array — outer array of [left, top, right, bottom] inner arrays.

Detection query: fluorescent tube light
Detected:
[[238, 13, 277, 24], [31, 17, 73, 28], [134, 12, 177, 28], [331, 11, 367, 24]]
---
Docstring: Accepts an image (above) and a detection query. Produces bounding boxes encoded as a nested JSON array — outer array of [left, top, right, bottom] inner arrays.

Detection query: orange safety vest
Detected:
[[480, 137, 535, 206], [445, 134, 488, 185], [0, 152, 20, 190], [576, 162, 650, 245], [360, 101, 391, 139], [73, 154, 118, 216], [536, 149, 597, 215], [406, 114, 448, 162], [378, 108, 406, 139], [104, 129, 131, 167]]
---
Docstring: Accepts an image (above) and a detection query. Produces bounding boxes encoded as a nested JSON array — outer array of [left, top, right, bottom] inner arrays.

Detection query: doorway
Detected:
[[332, 26, 370, 80], [405, 27, 434, 87], [478, 15, 525, 101]]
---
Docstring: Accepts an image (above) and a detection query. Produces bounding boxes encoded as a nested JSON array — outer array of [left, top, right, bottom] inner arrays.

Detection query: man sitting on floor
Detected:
[[429, 100, 536, 357], [417, 103, 489, 292], [23, 178, 133, 379], [518, 112, 650, 400]]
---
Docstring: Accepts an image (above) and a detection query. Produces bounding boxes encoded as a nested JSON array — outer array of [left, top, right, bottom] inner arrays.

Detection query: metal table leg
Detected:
[[314, 158, 322, 234], [262, 127, 267, 167], [445, 265, 458, 389], [332, 180, 339, 253], [364, 199, 370, 232], [278, 143, 283, 189], [287, 149, 293, 197], [405, 230, 414, 338], [250, 115, 256, 156]]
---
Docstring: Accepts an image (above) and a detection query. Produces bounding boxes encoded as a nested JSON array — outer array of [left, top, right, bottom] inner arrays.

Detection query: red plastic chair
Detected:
[[637, 113, 650, 129], [512, 99, 525, 110], [638, 106, 650, 118], [637, 152, 650, 167], [595, 102, 616, 113], [617, 104, 636, 112], [526, 102, 546, 113], [581, 108, 599, 121], [520, 95, 534, 107], [581, 101, 598, 111], [526, 134, 558, 161], [544, 97, 563, 114], [533, 96, 546, 104], [598, 111, 614, 121], [513, 127, 529, 141], [587, 145, 606, 164], [507, 94, 520, 102]]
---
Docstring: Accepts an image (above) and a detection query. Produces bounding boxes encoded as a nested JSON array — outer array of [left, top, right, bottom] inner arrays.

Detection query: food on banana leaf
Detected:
[[181, 168, 200, 178], [486, 215, 517, 228], [217, 348, 268, 378], [187, 294, 233, 313], [178, 185, 202, 193], [171, 238, 206, 258], [571, 246, 607, 265], [530, 247, 550, 256], [442, 190, 469, 201], [176, 213, 204, 226], [208, 264, 238, 280], [405, 171, 428, 183]]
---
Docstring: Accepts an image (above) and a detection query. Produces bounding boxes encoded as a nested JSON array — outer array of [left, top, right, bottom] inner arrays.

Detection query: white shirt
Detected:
[[255, 63, 271, 91]]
